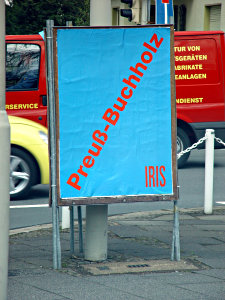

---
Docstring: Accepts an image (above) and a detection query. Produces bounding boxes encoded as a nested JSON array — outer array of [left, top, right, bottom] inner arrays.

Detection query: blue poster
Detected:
[[56, 26, 174, 200]]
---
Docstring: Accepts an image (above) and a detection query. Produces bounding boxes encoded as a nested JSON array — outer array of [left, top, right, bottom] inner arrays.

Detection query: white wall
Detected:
[[178, 0, 225, 31]]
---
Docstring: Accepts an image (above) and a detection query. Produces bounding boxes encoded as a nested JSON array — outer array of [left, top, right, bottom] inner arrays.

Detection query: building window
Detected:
[[178, 5, 186, 31], [112, 7, 120, 25], [204, 5, 221, 31]]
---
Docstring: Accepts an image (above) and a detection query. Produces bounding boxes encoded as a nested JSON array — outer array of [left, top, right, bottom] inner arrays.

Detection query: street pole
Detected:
[[46, 20, 61, 269], [85, 0, 112, 261], [0, 1, 11, 299]]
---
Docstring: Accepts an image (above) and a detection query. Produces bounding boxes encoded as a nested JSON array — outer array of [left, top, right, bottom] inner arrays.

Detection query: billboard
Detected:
[[52, 25, 177, 205]]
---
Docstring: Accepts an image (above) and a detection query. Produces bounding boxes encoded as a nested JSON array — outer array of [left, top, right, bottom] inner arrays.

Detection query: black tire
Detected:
[[10, 147, 37, 200], [177, 127, 191, 168]]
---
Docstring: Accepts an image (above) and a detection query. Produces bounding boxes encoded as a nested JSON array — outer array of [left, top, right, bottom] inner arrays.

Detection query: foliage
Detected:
[[6, 0, 90, 35]]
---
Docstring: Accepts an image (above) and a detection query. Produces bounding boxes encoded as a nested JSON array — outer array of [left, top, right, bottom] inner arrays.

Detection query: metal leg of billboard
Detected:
[[171, 200, 181, 261], [77, 206, 84, 253], [63, 21, 84, 258], [46, 20, 61, 270], [69, 206, 84, 255], [70, 206, 75, 255]]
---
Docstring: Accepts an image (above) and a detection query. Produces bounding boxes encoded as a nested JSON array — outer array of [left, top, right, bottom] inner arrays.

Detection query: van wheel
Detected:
[[10, 147, 37, 200], [177, 128, 191, 168]]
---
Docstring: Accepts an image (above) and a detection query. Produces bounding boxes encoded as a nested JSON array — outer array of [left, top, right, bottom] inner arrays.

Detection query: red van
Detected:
[[5, 31, 225, 167], [174, 31, 225, 166], [6, 34, 47, 127]]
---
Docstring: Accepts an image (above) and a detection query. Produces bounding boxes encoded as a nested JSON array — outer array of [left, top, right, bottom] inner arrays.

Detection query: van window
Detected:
[[6, 44, 40, 90]]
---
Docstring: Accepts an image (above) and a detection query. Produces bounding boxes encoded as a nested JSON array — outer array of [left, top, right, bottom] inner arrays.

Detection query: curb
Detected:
[[9, 206, 225, 236]]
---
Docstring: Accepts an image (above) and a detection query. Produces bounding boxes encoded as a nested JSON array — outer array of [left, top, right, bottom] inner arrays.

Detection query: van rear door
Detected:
[[175, 31, 225, 124]]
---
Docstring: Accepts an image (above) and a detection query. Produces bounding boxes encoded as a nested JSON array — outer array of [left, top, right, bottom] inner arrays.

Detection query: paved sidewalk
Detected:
[[8, 207, 225, 300]]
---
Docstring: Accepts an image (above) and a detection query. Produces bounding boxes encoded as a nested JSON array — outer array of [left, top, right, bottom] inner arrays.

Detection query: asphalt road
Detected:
[[9, 149, 225, 229]]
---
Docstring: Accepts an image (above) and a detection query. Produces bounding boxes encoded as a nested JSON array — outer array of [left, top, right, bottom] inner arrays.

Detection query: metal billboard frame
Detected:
[[52, 25, 178, 206]]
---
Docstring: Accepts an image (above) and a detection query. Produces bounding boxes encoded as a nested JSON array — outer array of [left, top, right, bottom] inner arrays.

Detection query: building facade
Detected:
[[111, 0, 225, 31]]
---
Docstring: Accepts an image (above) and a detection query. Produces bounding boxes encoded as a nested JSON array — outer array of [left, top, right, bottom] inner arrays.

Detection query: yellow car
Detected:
[[9, 116, 49, 199]]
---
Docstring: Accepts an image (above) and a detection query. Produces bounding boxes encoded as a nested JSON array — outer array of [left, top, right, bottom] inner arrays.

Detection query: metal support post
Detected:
[[0, 2, 10, 299], [85, 205, 108, 261], [77, 206, 83, 253], [70, 206, 83, 255], [64, 21, 77, 257], [164, 3, 168, 24], [171, 200, 180, 261], [46, 20, 61, 269], [70, 206, 75, 255], [204, 129, 215, 214]]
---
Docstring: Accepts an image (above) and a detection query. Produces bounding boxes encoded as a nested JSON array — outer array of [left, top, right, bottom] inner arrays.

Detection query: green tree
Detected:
[[6, 0, 90, 35]]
